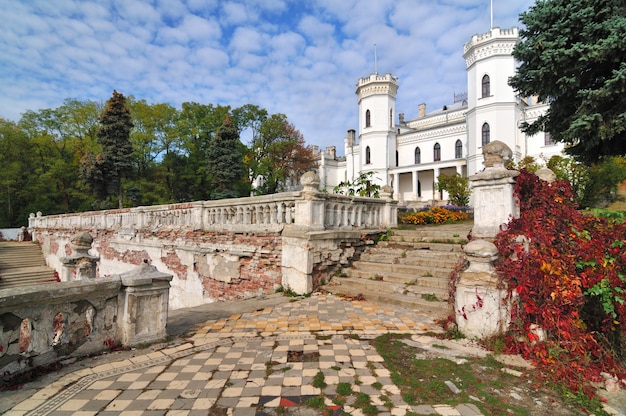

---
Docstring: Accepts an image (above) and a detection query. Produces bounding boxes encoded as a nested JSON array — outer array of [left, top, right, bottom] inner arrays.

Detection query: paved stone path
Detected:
[[4, 294, 487, 416]]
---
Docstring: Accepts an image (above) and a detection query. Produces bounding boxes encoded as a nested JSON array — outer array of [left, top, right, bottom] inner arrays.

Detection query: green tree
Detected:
[[546, 155, 592, 206], [0, 119, 38, 227], [333, 171, 381, 197], [249, 114, 316, 195], [509, 0, 626, 164], [436, 173, 471, 207], [18, 100, 99, 215], [175, 102, 231, 201], [82, 90, 134, 209], [206, 114, 249, 199]]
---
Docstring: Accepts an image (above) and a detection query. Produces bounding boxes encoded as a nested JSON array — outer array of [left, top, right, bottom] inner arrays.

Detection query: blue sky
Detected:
[[0, 0, 534, 153]]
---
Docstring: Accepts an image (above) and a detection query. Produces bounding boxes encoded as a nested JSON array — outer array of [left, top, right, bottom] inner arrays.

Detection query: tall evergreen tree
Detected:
[[206, 114, 248, 199], [82, 90, 134, 208], [509, 0, 626, 164]]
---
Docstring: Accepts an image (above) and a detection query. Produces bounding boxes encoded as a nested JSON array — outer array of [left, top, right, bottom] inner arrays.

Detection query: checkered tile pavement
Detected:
[[5, 295, 484, 416]]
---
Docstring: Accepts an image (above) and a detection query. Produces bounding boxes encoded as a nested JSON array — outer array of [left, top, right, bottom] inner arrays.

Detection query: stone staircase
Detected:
[[0, 242, 57, 288], [325, 222, 471, 316]]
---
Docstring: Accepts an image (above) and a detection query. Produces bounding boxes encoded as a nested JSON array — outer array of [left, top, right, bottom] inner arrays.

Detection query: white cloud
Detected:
[[0, 0, 537, 151]]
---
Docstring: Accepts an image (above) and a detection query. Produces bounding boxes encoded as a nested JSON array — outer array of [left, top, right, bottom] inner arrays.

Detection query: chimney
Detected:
[[347, 129, 356, 146], [418, 103, 426, 119], [399, 113, 405, 125], [326, 146, 336, 159], [417, 104, 426, 118]]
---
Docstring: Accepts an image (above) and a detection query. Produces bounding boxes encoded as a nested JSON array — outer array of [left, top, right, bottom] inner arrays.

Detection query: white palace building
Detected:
[[316, 27, 564, 205]]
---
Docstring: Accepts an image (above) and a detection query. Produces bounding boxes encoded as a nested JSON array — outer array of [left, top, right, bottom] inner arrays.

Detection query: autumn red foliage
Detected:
[[494, 169, 626, 396]]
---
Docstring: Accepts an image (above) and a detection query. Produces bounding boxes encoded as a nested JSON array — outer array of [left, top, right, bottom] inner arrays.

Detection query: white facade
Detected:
[[318, 27, 564, 205]]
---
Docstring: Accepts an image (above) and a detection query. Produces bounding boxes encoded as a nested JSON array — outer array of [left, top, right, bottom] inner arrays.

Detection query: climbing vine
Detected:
[[494, 169, 626, 397]]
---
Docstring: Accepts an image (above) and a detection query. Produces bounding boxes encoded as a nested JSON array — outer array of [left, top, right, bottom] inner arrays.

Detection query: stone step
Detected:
[[0, 243, 48, 269], [0, 242, 57, 288], [0, 267, 57, 288], [387, 235, 468, 245], [360, 251, 461, 269], [378, 240, 464, 252], [392, 224, 472, 237], [344, 269, 449, 290], [349, 261, 453, 279], [325, 277, 449, 315]]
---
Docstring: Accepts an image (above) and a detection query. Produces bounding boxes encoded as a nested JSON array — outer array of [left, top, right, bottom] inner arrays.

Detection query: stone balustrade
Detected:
[[0, 263, 172, 379], [25, 173, 397, 309], [29, 187, 396, 234]]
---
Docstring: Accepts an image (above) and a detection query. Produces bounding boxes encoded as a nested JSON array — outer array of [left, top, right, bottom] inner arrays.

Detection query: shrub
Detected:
[[494, 169, 626, 397], [436, 173, 471, 207]]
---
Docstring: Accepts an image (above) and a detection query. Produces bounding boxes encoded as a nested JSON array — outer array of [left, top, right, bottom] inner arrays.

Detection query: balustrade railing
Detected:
[[29, 189, 398, 233]]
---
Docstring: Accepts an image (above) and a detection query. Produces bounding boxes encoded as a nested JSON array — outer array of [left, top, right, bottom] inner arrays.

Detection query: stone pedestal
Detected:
[[455, 240, 510, 337], [60, 232, 100, 281], [118, 263, 173, 346]]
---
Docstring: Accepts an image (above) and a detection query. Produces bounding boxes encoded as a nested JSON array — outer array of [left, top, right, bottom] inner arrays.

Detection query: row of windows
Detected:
[[364, 140, 464, 165], [364, 75, 491, 133]]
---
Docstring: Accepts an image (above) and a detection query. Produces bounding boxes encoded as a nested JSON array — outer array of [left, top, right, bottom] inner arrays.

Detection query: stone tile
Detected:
[[57, 399, 90, 411], [455, 404, 483, 416], [432, 404, 461, 415], [93, 389, 122, 401], [147, 399, 176, 410]]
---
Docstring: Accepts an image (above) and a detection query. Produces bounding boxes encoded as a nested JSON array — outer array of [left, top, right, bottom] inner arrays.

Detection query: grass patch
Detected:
[[421, 293, 439, 302], [372, 333, 533, 415], [311, 371, 327, 389], [336, 382, 353, 396]]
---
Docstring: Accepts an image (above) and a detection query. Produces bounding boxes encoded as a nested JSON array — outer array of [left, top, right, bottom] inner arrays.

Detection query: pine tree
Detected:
[[82, 90, 134, 208], [206, 114, 248, 199], [509, 0, 626, 164]]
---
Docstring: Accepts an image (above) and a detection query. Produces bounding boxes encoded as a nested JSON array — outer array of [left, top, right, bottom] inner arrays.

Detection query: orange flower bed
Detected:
[[399, 207, 470, 225]]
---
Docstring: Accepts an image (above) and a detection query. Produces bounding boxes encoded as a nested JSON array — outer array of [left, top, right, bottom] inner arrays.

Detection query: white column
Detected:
[[393, 172, 400, 200], [412, 170, 419, 201], [433, 168, 440, 201]]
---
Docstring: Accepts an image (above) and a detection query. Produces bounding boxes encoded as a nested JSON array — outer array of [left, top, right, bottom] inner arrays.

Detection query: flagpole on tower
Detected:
[[490, 0, 494, 29], [374, 43, 378, 75]]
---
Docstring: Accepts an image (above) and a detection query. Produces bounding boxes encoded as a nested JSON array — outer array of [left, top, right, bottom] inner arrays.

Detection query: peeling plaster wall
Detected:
[[36, 229, 284, 310]]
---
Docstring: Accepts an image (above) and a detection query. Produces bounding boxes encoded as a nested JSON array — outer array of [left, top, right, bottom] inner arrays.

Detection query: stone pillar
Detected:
[[118, 263, 173, 346], [293, 171, 325, 230], [393, 172, 400, 201], [469, 141, 519, 239], [60, 232, 100, 281], [433, 168, 440, 201], [412, 170, 419, 200], [455, 141, 519, 338], [380, 185, 397, 227]]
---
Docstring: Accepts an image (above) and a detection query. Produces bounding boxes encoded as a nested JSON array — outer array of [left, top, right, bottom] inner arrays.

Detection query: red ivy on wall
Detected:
[[494, 169, 626, 397]]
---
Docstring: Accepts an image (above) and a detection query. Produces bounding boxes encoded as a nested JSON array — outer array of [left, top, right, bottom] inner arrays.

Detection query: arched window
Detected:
[[414, 147, 421, 164], [395, 151, 399, 167], [482, 74, 490, 98], [455, 140, 463, 159], [390, 108, 393, 127], [365, 110, 371, 128], [434, 143, 441, 162], [544, 132, 554, 146], [365, 146, 371, 164], [417, 180, 422, 197], [481, 123, 490, 146]]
